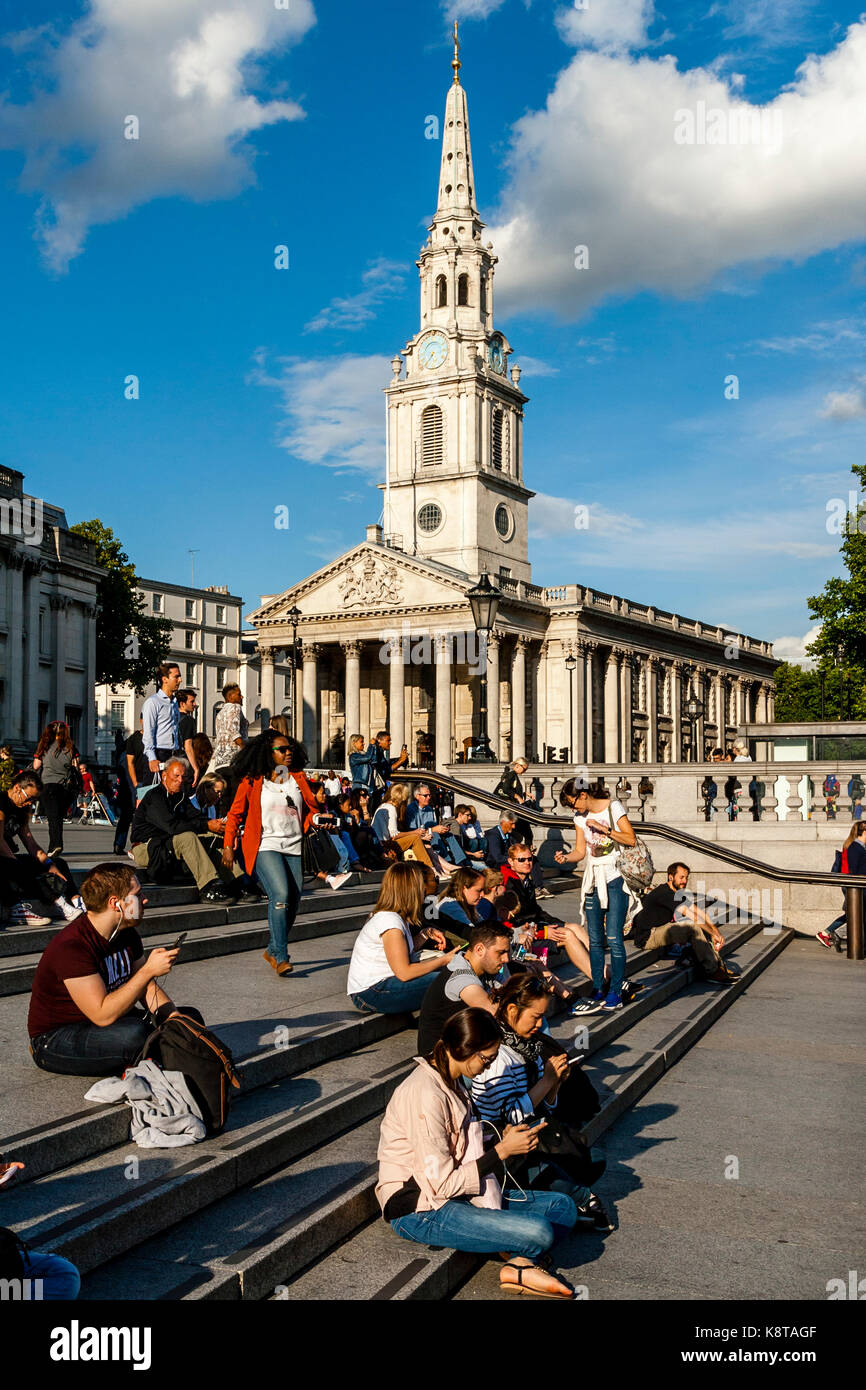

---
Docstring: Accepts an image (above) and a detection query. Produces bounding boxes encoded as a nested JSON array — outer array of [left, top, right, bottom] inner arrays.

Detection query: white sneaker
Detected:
[[6, 902, 53, 927], [326, 872, 352, 890], [54, 896, 84, 923]]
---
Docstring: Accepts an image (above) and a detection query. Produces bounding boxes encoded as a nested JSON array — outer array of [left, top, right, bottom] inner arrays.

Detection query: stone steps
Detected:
[[23, 921, 773, 1300], [285, 926, 794, 1302]]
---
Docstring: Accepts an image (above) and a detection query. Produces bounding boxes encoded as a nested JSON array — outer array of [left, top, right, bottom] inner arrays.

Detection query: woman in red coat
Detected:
[[223, 731, 319, 977]]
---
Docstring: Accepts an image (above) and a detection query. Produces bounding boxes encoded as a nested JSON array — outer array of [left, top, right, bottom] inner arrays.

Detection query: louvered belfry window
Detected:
[[421, 404, 444, 467], [492, 408, 504, 470]]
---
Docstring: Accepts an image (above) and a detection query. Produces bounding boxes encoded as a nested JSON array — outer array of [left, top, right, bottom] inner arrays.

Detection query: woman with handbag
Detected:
[[371, 785, 436, 869], [223, 731, 321, 978], [468, 973, 611, 1229], [379, 1005, 579, 1297], [555, 778, 639, 1015], [32, 721, 80, 855]]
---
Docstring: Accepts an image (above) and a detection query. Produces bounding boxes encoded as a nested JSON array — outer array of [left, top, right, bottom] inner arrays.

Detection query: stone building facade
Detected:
[[248, 55, 776, 770], [0, 467, 102, 757], [95, 578, 292, 761]]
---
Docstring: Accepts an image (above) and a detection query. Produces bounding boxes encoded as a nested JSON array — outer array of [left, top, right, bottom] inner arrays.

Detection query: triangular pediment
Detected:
[[248, 543, 475, 629]]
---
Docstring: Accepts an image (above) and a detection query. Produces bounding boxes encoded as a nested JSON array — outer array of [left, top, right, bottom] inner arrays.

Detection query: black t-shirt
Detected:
[[0, 790, 28, 849], [125, 731, 149, 785], [178, 713, 197, 748], [631, 884, 679, 949]]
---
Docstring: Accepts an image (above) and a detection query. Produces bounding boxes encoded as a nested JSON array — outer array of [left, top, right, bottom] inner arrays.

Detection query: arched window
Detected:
[[435, 275, 447, 307], [457, 273, 469, 306], [491, 408, 507, 471], [420, 404, 444, 467]]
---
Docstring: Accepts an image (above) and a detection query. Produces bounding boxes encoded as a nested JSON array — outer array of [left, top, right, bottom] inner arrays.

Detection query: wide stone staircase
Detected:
[[0, 857, 796, 1301]]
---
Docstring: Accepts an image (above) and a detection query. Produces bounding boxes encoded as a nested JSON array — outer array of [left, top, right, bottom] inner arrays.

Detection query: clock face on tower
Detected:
[[419, 331, 448, 370], [489, 334, 506, 374]]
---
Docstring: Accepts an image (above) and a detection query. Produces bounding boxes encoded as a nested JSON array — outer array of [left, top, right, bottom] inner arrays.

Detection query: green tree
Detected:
[[71, 520, 173, 691], [772, 662, 821, 721], [806, 461, 866, 719]]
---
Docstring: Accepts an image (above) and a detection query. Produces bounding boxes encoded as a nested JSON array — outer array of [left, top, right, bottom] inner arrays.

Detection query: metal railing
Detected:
[[391, 768, 865, 960]]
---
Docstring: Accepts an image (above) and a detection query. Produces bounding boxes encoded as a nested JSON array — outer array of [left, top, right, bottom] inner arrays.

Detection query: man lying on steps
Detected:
[[629, 862, 736, 986], [28, 862, 204, 1076]]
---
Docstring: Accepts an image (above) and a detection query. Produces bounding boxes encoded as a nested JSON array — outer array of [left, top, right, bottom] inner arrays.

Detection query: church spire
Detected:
[[432, 26, 480, 236]]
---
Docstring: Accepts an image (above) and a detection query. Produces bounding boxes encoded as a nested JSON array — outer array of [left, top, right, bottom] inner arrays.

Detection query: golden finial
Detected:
[[452, 20, 461, 84]]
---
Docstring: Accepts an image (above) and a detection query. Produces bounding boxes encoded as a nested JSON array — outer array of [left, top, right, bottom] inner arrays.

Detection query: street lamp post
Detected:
[[564, 652, 577, 763], [685, 689, 704, 763], [466, 571, 501, 762], [834, 644, 846, 720], [287, 605, 301, 739]]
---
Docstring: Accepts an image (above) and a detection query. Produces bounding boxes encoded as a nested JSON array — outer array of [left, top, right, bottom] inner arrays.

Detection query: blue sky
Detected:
[[1, 0, 864, 662]]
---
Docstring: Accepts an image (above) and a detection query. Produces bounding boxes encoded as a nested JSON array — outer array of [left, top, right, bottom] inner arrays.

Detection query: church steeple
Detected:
[[430, 23, 483, 245], [382, 29, 534, 583]]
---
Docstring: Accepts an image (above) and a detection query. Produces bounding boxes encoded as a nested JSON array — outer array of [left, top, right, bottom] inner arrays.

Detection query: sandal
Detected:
[[499, 1261, 574, 1299]]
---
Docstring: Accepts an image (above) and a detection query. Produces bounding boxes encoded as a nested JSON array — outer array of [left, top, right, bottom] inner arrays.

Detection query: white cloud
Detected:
[[304, 259, 408, 333], [515, 354, 559, 377], [445, 0, 510, 19], [0, 0, 315, 271], [530, 491, 644, 539], [556, 0, 655, 52], [250, 350, 389, 476], [750, 318, 866, 355], [487, 21, 866, 319], [772, 625, 822, 667], [820, 380, 866, 420]]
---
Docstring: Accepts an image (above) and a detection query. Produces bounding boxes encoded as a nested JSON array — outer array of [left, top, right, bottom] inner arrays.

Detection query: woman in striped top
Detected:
[[469, 973, 613, 1231]]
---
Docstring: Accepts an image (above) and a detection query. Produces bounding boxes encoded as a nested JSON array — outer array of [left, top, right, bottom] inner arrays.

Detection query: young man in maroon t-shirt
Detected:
[[28, 861, 202, 1076]]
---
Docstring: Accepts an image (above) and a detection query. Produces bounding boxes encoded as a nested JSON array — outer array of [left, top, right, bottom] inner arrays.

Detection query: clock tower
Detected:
[[382, 26, 534, 583]]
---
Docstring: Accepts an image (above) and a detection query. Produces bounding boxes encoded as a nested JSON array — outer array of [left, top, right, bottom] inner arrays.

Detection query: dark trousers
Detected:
[[39, 783, 70, 852], [0, 852, 77, 908], [114, 778, 135, 851], [31, 1005, 205, 1077]]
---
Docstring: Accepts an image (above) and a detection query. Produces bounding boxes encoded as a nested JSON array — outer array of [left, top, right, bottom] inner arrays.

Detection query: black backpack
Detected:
[[137, 1013, 242, 1135]]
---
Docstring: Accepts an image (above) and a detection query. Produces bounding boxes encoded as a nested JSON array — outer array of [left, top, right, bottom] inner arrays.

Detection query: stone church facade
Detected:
[[249, 49, 776, 770]]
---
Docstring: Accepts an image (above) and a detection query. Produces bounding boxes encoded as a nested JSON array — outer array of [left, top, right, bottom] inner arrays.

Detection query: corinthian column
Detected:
[[487, 632, 500, 759], [302, 642, 320, 761], [343, 640, 361, 768], [511, 636, 528, 761], [435, 634, 452, 770], [259, 645, 276, 728]]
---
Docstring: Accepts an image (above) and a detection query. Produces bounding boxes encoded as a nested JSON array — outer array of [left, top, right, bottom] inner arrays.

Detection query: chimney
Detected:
[[366, 523, 383, 545]]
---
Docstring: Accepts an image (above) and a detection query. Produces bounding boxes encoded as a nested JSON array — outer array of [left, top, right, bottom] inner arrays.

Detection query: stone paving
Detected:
[[454, 936, 865, 1300]]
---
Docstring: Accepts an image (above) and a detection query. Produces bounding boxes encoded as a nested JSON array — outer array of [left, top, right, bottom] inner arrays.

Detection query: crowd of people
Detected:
[[3, 667, 865, 1300]]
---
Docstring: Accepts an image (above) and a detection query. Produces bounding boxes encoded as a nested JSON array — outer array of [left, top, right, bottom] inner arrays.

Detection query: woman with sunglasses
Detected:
[[222, 731, 319, 977], [378, 1005, 579, 1298], [32, 721, 80, 856]]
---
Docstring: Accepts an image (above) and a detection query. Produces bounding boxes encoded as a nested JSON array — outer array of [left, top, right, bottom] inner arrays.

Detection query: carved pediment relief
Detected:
[[338, 553, 403, 609]]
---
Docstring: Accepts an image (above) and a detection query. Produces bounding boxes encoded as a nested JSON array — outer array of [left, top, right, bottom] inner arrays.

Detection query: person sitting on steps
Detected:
[[630, 863, 736, 985], [378, 1006, 579, 1298], [130, 758, 244, 904], [347, 861, 458, 1016], [417, 919, 512, 1054], [27, 862, 204, 1077]]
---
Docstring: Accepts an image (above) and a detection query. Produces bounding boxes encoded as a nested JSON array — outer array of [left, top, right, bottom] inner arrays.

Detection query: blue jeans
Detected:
[[391, 1188, 577, 1260], [338, 831, 360, 865], [350, 973, 433, 1015], [254, 851, 302, 965], [584, 874, 628, 996], [32, 1005, 204, 1077], [432, 832, 468, 865], [20, 1251, 81, 1300]]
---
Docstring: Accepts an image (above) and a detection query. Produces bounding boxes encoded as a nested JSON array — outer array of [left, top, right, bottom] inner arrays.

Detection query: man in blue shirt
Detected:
[[141, 663, 181, 783], [406, 784, 467, 865]]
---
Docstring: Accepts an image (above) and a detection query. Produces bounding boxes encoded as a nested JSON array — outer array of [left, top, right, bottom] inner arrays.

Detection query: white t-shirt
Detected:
[[347, 910, 415, 994], [259, 775, 304, 855], [324, 776, 342, 796], [574, 799, 628, 883], [372, 803, 398, 842]]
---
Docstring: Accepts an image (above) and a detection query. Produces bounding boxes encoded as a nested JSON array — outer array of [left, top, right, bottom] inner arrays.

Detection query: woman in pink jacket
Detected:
[[376, 1006, 578, 1298]]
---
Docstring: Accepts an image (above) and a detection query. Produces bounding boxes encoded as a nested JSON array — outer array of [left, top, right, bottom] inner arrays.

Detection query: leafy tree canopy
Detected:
[[71, 519, 173, 692]]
